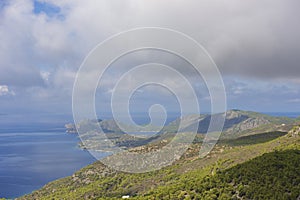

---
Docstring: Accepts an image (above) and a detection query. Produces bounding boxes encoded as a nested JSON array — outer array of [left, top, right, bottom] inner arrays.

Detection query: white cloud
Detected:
[[2, 0, 300, 86], [0, 85, 15, 96], [40, 71, 51, 83], [0, 0, 299, 114]]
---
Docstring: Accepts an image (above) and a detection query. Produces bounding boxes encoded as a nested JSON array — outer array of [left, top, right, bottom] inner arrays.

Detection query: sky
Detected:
[[0, 0, 300, 127]]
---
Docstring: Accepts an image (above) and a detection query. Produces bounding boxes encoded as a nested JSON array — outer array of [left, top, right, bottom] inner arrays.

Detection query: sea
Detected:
[[0, 112, 299, 198], [263, 112, 300, 119], [0, 128, 103, 199]]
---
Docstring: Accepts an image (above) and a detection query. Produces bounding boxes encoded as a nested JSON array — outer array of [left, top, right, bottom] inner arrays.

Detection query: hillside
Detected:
[[163, 110, 295, 137], [17, 125, 300, 200], [142, 149, 300, 199]]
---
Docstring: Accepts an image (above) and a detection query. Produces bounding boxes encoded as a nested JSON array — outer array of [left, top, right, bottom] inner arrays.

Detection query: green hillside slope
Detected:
[[17, 125, 300, 200], [142, 149, 300, 200]]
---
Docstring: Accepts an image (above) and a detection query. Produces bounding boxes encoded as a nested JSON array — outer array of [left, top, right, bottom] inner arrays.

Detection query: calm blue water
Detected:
[[0, 130, 101, 199], [263, 112, 300, 119]]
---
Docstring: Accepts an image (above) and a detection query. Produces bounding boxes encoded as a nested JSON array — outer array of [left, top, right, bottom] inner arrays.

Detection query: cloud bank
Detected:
[[0, 0, 299, 123]]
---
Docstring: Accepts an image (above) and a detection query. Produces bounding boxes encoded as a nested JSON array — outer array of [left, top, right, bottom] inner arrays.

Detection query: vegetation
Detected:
[[140, 149, 300, 200], [220, 131, 287, 146], [17, 125, 300, 200]]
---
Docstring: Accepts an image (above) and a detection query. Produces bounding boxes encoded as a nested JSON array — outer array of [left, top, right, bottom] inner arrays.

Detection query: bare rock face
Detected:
[[225, 110, 242, 119], [226, 117, 270, 134], [289, 125, 300, 137]]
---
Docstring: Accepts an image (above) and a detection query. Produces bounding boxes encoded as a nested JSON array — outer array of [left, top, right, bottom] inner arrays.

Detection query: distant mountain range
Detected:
[[66, 109, 298, 136], [64, 110, 299, 151]]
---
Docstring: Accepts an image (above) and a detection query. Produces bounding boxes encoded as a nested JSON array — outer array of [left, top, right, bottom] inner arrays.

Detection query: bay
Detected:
[[0, 130, 104, 199]]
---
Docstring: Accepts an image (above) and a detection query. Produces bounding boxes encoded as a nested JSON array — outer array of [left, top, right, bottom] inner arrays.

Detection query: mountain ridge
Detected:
[[65, 110, 298, 151], [66, 110, 297, 135]]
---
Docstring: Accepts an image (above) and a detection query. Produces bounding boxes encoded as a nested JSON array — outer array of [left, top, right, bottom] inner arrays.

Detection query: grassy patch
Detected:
[[221, 131, 287, 146]]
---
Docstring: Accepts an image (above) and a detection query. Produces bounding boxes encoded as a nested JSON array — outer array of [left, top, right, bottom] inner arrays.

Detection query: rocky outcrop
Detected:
[[225, 117, 270, 135], [289, 125, 300, 137]]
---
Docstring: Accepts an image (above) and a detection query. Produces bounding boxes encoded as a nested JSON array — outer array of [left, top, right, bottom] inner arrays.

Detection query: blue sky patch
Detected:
[[33, 0, 61, 18], [0, 0, 9, 10]]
